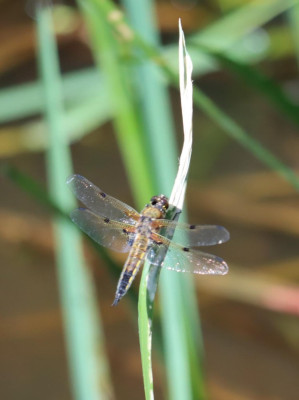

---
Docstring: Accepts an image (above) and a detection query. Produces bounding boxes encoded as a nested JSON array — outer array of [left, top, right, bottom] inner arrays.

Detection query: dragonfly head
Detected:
[[150, 195, 169, 216]]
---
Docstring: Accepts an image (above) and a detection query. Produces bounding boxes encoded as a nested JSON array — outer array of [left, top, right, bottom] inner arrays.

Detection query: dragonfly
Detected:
[[67, 174, 229, 305]]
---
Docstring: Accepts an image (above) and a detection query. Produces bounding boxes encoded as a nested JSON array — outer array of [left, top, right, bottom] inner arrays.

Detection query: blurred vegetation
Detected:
[[1, 1, 299, 400]]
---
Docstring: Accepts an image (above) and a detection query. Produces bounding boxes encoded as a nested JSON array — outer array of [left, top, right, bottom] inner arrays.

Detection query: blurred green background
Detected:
[[1, 0, 299, 399]]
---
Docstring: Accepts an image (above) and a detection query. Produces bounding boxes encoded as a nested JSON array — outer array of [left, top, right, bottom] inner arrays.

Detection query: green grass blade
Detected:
[[119, 0, 166, 396], [191, 89, 299, 191], [1, 163, 67, 217], [36, 6, 113, 400], [74, 7, 157, 398], [191, 0, 298, 49], [0, 94, 112, 157], [120, 2, 190, 400], [195, 46, 299, 128], [288, 2, 299, 68], [121, 0, 177, 191], [65, 93, 112, 142], [138, 262, 155, 400], [0, 68, 101, 124], [0, 81, 44, 124], [164, 0, 299, 75], [121, 2, 206, 399], [77, 0, 154, 207]]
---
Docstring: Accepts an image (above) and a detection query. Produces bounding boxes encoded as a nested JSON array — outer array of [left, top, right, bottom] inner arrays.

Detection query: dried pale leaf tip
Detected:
[[170, 20, 193, 210]]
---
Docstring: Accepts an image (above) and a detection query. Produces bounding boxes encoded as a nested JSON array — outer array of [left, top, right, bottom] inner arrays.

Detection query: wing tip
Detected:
[[66, 173, 85, 186], [218, 260, 229, 275], [66, 174, 75, 185], [216, 226, 230, 243]]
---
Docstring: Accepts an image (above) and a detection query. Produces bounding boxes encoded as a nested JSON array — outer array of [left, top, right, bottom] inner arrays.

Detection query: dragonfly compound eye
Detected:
[[150, 196, 158, 205], [159, 195, 169, 210]]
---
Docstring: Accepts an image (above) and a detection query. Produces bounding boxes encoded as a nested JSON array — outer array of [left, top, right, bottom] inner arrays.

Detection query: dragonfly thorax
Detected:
[[142, 194, 169, 219]]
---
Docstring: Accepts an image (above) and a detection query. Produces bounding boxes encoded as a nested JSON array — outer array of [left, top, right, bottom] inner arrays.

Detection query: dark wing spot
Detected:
[[123, 229, 128, 234], [189, 224, 196, 229], [104, 217, 110, 223], [154, 241, 163, 245], [100, 192, 106, 198], [183, 247, 190, 252]]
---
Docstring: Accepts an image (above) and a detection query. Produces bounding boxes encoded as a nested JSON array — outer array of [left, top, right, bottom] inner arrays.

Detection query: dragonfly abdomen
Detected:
[[112, 234, 148, 306]]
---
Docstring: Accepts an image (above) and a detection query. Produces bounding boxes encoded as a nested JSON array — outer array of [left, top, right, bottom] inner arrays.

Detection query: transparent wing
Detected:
[[147, 234, 228, 275], [71, 208, 135, 253], [67, 174, 140, 224], [152, 219, 230, 246]]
